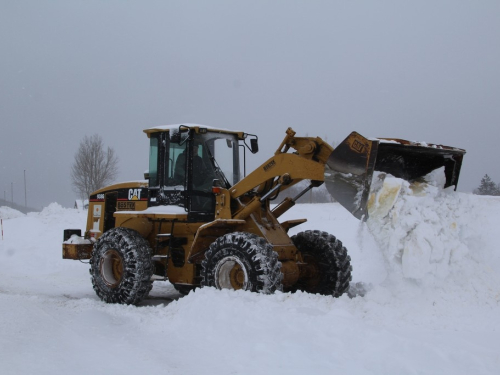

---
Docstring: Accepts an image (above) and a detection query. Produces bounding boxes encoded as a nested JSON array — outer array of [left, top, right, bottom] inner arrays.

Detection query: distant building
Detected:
[[74, 199, 89, 210]]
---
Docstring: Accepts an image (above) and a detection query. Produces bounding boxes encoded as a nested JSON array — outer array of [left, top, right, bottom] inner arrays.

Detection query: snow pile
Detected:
[[29, 202, 77, 218], [38, 202, 70, 215], [0, 206, 25, 219], [0, 203, 88, 277], [367, 176, 500, 304], [28, 202, 84, 226]]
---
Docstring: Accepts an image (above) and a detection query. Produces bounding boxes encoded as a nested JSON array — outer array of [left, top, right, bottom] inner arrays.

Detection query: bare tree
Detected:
[[71, 134, 119, 199]]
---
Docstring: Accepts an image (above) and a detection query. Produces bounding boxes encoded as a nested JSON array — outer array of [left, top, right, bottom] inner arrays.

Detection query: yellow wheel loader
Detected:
[[63, 124, 465, 304]]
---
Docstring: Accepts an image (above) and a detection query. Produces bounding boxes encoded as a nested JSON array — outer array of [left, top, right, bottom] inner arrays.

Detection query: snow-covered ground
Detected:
[[1, 185, 499, 374]]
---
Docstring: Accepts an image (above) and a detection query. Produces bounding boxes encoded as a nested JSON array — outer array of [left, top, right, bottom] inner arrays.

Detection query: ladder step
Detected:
[[151, 275, 167, 281], [152, 255, 168, 260]]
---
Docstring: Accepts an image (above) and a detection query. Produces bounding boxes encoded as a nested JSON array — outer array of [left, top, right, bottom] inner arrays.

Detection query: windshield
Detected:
[[199, 132, 241, 187], [148, 136, 159, 187]]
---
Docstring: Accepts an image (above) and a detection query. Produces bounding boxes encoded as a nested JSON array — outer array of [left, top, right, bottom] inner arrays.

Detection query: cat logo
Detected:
[[128, 188, 142, 201], [351, 139, 366, 154]]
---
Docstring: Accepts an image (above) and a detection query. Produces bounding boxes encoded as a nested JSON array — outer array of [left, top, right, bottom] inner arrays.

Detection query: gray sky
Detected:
[[1, 0, 499, 209]]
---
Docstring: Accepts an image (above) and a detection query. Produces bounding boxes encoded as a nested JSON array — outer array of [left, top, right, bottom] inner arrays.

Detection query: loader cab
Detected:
[[145, 124, 252, 222]]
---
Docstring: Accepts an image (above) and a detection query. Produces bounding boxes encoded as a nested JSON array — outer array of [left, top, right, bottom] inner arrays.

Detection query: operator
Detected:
[[173, 141, 214, 189], [192, 142, 215, 189]]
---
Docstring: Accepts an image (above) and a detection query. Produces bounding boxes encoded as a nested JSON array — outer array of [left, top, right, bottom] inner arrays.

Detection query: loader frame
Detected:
[[63, 124, 464, 303]]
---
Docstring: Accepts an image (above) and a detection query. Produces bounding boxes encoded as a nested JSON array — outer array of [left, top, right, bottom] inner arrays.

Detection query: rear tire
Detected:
[[90, 227, 153, 305], [201, 232, 283, 294], [291, 230, 352, 297]]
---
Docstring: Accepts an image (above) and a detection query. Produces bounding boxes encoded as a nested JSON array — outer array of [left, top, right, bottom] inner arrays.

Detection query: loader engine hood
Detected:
[[324, 132, 465, 220]]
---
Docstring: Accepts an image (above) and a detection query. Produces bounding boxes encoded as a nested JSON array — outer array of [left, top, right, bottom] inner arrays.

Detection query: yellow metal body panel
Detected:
[[91, 181, 149, 195], [115, 210, 188, 221], [85, 181, 149, 240], [62, 243, 93, 260], [214, 189, 232, 219], [229, 153, 326, 198]]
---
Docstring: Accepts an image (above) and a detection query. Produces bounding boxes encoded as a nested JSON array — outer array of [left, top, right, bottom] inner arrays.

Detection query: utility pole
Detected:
[[24, 170, 27, 207]]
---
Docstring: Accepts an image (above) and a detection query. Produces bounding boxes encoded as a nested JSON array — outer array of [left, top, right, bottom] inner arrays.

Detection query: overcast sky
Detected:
[[1, 0, 499, 209]]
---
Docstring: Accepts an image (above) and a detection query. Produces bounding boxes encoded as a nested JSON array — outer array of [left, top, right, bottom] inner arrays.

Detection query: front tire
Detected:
[[90, 227, 153, 305], [201, 232, 283, 294], [292, 230, 352, 297]]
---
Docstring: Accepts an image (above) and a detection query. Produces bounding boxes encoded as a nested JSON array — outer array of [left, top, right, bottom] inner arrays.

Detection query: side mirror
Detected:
[[144, 170, 150, 180], [250, 138, 259, 154], [170, 132, 181, 144], [171, 125, 191, 145]]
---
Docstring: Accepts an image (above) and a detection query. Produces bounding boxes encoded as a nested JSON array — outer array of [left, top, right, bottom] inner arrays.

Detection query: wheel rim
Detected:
[[100, 249, 124, 288], [214, 256, 248, 290]]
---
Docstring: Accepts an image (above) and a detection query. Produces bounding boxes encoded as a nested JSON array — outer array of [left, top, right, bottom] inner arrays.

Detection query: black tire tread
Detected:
[[201, 232, 283, 294], [90, 227, 153, 305], [291, 230, 352, 297]]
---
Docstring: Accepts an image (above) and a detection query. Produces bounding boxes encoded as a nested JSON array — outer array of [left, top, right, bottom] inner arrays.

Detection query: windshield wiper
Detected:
[[205, 147, 231, 188]]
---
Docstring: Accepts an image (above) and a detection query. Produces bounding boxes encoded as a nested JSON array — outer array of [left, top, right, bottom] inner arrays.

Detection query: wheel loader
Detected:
[[63, 124, 465, 304]]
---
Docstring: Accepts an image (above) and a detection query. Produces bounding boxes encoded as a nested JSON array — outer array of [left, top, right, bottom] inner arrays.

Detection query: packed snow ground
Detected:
[[1, 185, 500, 374]]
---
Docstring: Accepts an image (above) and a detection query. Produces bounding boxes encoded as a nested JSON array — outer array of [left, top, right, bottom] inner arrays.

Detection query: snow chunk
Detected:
[[63, 234, 92, 245], [423, 166, 447, 188], [145, 123, 244, 133], [117, 205, 188, 215]]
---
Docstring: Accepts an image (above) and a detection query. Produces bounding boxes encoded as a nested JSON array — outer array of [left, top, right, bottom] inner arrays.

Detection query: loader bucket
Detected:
[[324, 132, 465, 220]]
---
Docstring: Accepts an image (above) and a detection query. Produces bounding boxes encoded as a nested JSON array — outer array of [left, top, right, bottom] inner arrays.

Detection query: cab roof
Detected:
[[143, 123, 246, 139]]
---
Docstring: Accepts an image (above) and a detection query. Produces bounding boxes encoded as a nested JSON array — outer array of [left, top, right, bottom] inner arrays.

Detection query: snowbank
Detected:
[[0, 206, 25, 219], [29, 202, 80, 217], [0, 193, 499, 374]]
